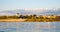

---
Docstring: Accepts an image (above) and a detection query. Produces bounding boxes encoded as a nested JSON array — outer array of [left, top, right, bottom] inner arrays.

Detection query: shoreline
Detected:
[[0, 19, 60, 22], [0, 19, 26, 22]]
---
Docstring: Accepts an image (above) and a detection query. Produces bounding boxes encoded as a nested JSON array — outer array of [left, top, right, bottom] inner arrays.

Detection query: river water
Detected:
[[0, 22, 60, 32]]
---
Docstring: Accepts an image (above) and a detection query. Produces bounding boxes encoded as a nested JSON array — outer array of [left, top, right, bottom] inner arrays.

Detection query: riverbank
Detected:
[[0, 19, 26, 22], [0, 19, 60, 22], [26, 18, 60, 22]]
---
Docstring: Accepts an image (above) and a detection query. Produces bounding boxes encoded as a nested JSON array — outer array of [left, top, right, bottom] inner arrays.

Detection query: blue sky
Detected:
[[0, 0, 60, 10]]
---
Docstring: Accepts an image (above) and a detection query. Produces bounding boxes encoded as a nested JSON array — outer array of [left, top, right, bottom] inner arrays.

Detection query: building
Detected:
[[16, 13, 20, 17]]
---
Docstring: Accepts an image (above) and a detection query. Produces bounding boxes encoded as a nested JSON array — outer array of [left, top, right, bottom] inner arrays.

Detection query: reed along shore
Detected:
[[0, 18, 60, 22], [0, 14, 60, 22]]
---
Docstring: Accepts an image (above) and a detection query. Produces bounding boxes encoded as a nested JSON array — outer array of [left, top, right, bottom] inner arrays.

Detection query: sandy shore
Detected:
[[0, 19, 60, 22], [0, 19, 26, 22]]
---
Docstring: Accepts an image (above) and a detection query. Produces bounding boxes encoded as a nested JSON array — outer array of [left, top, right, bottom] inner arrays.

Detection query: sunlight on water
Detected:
[[0, 21, 60, 32]]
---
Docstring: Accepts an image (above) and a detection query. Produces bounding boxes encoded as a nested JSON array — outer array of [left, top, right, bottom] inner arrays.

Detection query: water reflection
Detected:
[[0, 22, 60, 32]]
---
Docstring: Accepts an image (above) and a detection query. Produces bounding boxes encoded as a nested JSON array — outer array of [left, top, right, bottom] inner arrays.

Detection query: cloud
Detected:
[[0, 8, 60, 15]]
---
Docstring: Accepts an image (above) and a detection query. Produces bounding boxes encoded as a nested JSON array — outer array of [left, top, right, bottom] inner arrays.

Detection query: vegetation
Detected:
[[0, 16, 18, 19], [0, 14, 60, 22]]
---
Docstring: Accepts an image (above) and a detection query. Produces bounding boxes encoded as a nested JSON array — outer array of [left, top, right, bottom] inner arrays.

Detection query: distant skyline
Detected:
[[0, 0, 60, 11]]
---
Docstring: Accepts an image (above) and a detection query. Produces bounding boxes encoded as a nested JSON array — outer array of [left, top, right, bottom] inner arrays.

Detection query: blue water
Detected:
[[0, 22, 60, 32]]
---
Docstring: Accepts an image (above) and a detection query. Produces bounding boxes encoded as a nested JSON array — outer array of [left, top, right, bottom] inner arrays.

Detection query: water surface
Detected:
[[0, 21, 60, 32]]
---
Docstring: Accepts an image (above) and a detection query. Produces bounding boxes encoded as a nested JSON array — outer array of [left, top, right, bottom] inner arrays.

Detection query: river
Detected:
[[0, 22, 60, 32]]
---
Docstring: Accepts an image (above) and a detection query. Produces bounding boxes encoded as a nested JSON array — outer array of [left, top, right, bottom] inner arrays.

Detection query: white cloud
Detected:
[[0, 13, 14, 16], [0, 8, 60, 15]]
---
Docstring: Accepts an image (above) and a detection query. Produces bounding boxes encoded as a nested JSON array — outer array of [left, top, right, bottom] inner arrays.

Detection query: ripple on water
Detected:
[[0, 22, 60, 32]]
